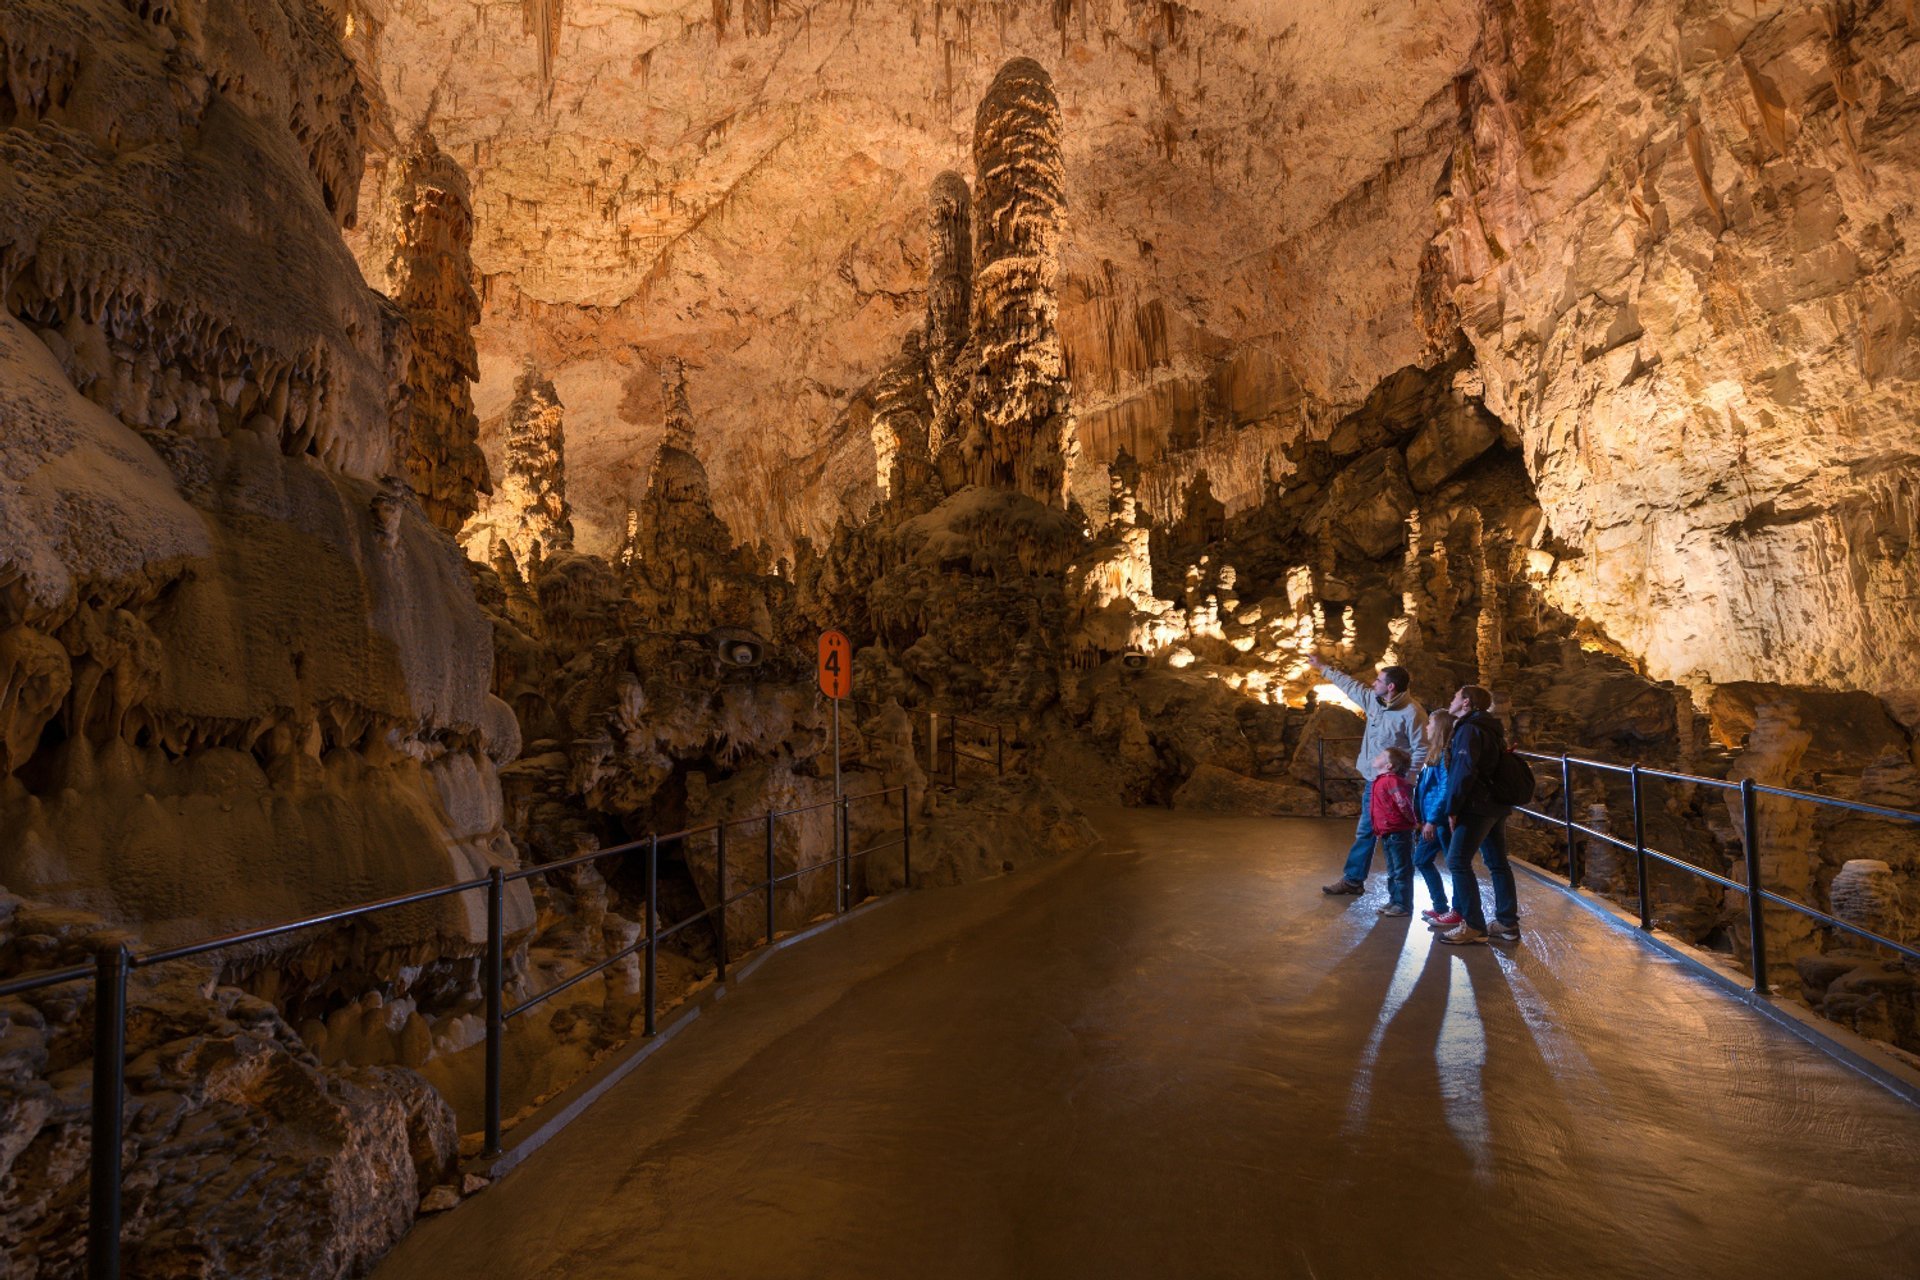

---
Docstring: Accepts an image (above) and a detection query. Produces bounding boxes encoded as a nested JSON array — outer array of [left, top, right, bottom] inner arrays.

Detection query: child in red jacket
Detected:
[[1367, 747, 1419, 916]]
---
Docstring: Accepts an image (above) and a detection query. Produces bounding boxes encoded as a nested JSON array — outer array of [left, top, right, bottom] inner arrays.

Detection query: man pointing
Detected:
[[1308, 655, 1427, 897]]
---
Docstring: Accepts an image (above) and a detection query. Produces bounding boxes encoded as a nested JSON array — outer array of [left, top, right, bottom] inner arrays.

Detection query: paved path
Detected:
[[376, 811, 1920, 1280]]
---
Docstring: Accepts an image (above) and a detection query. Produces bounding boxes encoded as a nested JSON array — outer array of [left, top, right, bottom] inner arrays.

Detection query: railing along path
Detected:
[[1310, 732, 1920, 986], [2, 774, 952, 1279]]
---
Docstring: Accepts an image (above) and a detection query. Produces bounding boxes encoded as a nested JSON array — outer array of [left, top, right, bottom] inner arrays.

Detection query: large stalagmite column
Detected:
[[925, 169, 972, 458], [967, 57, 1075, 507], [496, 358, 574, 561], [361, 134, 490, 531]]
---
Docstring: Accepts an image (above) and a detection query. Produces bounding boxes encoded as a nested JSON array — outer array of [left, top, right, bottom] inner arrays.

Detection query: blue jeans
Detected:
[[1381, 830, 1415, 910], [1412, 828, 1449, 912], [1446, 807, 1517, 931], [1341, 786, 1377, 885]]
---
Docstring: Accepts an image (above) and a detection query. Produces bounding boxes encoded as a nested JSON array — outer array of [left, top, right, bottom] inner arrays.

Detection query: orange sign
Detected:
[[818, 630, 853, 699]]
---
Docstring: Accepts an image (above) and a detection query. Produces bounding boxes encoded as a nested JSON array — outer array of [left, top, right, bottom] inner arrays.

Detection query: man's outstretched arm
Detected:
[[1306, 654, 1371, 711]]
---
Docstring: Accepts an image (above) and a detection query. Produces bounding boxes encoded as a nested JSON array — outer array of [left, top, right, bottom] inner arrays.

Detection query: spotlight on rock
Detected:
[[1120, 648, 1148, 672], [708, 627, 766, 668]]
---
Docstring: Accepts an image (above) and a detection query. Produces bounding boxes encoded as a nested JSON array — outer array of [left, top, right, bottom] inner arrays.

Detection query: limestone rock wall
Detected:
[[1437, 0, 1920, 698], [0, 0, 524, 958]]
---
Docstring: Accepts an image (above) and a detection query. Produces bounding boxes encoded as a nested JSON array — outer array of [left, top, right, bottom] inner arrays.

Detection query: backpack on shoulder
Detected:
[[1489, 748, 1536, 806]]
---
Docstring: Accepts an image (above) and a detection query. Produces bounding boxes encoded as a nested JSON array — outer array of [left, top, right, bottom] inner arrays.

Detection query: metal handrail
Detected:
[[0, 781, 921, 1280], [1316, 741, 1920, 980]]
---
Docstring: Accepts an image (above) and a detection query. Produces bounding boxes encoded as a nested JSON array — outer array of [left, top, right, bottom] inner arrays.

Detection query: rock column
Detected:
[[361, 134, 489, 532], [967, 57, 1075, 506], [925, 170, 972, 459], [497, 359, 574, 561]]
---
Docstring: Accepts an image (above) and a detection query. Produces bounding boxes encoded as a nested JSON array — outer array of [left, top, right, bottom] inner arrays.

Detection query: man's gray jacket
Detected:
[[1320, 666, 1428, 780]]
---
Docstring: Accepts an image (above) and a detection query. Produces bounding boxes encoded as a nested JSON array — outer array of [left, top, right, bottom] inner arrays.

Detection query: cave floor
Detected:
[[374, 811, 1920, 1280]]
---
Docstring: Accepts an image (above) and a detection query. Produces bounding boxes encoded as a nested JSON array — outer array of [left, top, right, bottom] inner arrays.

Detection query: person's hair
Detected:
[[1379, 665, 1411, 696], [1381, 746, 1411, 774], [1457, 685, 1493, 712], [1425, 709, 1455, 756]]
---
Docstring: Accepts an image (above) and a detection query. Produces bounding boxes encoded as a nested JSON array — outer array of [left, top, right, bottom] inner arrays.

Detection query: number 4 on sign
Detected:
[[818, 630, 853, 700]]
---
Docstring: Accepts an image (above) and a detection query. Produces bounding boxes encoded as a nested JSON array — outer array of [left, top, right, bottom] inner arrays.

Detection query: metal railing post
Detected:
[[715, 824, 729, 984], [996, 725, 1004, 776], [1741, 777, 1769, 994], [483, 866, 504, 1158], [949, 719, 958, 788], [89, 943, 127, 1280], [838, 795, 851, 912], [928, 711, 939, 775], [1630, 765, 1650, 931], [764, 813, 777, 945], [644, 834, 659, 1035], [901, 786, 912, 890], [1316, 737, 1327, 817], [1561, 754, 1578, 887]]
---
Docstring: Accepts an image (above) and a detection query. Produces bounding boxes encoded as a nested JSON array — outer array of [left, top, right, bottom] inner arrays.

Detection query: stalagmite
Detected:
[[965, 58, 1075, 506], [360, 133, 490, 532], [471, 359, 575, 565], [925, 170, 973, 459]]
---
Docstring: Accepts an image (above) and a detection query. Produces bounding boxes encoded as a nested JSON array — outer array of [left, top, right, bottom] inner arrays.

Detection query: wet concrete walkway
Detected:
[[376, 812, 1920, 1280]]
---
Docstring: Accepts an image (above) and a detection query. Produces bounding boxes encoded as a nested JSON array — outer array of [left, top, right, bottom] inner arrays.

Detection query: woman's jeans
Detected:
[[1411, 829, 1449, 912], [1445, 807, 1516, 931]]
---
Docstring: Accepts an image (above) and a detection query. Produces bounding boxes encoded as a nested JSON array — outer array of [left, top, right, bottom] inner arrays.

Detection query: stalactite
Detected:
[[522, 0, 563, 90]]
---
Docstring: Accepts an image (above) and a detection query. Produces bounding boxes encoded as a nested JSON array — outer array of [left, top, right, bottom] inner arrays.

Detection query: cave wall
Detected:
[[0, 0, 526, 953], [1440, 0, 1920, 700]]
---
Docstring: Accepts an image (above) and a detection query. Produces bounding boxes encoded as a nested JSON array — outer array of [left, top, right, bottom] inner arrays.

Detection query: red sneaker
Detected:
[[1426, 911, 1463, 929], [1419, 907, 1450, 922]]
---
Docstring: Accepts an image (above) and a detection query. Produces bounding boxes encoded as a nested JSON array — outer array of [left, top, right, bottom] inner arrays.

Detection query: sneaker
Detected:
[[1321, 879, 1364, 896], [1419, 907, 1451, 921], [1425, 911, 1463, 929], [1488, 920, 1521, 941], [1438, 924, 1488, 946], [1378, 904, 1411, 917]]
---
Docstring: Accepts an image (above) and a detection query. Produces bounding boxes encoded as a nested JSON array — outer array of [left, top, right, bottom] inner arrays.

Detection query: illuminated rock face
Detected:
[[1437, 1, 1920, 699]]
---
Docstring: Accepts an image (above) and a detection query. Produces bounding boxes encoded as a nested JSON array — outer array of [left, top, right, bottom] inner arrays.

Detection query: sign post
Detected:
[[818, 630, 853, 908]]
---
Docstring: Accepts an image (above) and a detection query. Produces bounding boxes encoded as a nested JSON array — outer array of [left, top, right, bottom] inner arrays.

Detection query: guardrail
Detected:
[[1312, 734, 1364, 816], [0, 784, 911, 1280], [846, 699, 1007, 786], [1306, 734, 1920, 991], [1508, 751, 1920, 991]]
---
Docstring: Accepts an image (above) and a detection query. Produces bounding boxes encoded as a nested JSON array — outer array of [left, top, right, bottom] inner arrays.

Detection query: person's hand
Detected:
[[1421, 823, 1435, 839], [1307, 654, 1326, 674]]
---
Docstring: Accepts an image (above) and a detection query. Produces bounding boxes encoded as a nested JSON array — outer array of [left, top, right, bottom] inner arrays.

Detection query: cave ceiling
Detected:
[[345, 0, 1480, 550]]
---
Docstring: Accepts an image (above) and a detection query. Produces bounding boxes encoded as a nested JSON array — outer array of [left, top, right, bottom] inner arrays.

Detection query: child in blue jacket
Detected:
[[1411, 710, 1454, 919]]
